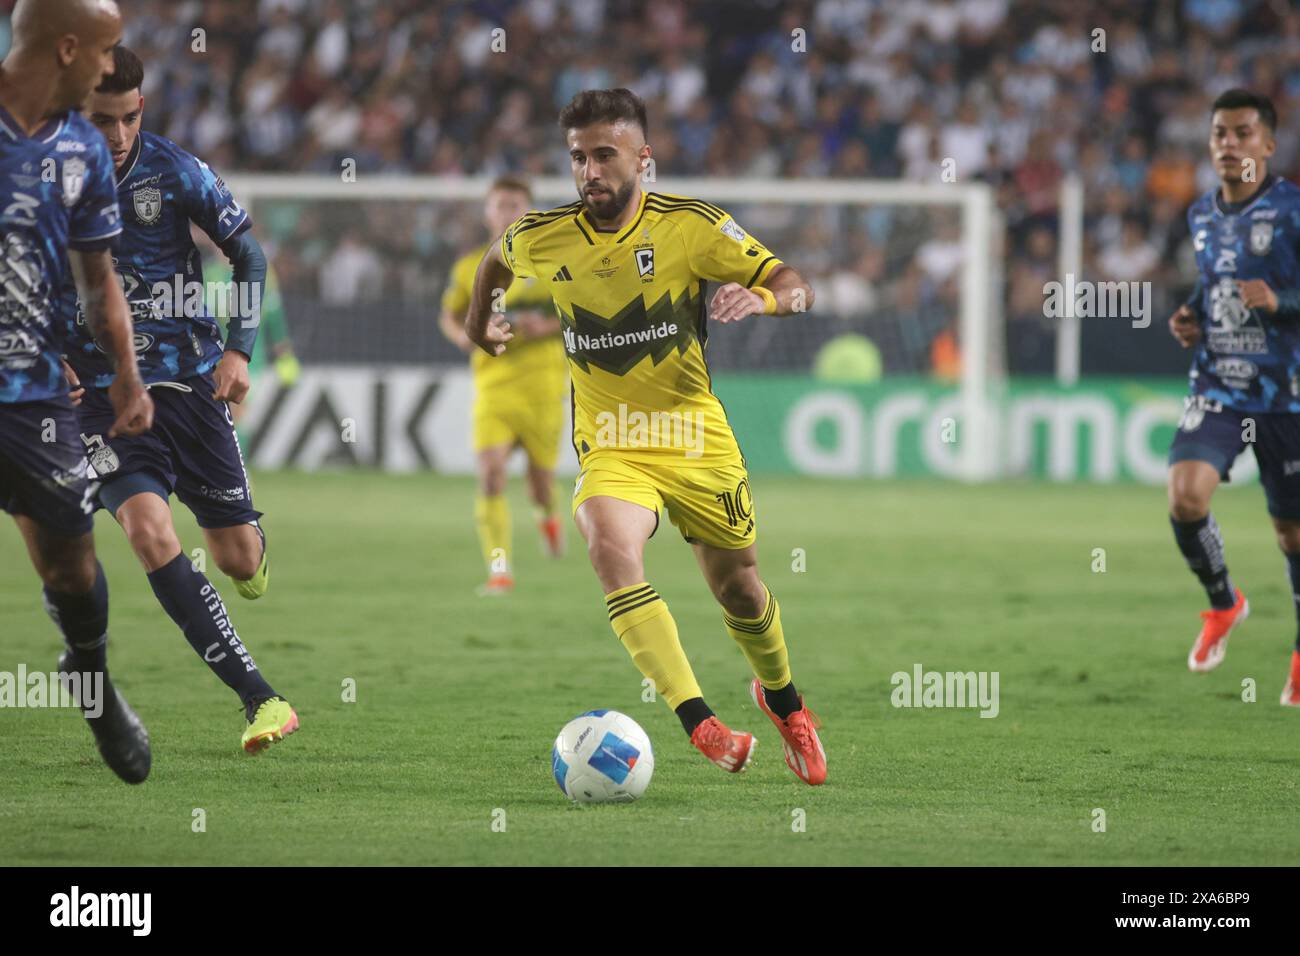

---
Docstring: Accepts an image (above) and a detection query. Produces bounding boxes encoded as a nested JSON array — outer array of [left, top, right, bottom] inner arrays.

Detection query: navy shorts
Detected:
[[0, 396, 97, 536], [1168, 396, 1300, 520], [78, 373, 261, 529]]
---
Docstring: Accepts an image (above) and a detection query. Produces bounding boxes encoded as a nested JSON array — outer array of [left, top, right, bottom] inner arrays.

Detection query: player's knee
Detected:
[[717, 574, 765, 619], [480, 468, 507, 496], [1168, 483, 1211, 522], [40, 549, 97, 594], [1274, 520, 1300, 554], [122, 515, 182, 568], [527, 468, 553, 502], [586, 534, 641, 580]]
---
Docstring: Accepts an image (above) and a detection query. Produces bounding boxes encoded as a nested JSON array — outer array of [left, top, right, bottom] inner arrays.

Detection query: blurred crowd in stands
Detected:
[[5, 0, 1298, 374]]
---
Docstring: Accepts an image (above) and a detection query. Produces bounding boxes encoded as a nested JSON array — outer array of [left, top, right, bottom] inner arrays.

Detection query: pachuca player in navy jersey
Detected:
[[0, 0, 154, 782], [57, 46, 297, 753], [1167, 89, 1300, 703]]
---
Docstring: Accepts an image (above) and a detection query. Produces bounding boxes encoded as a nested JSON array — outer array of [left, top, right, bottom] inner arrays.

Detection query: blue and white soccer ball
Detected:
[[551, 710, 654, 803]]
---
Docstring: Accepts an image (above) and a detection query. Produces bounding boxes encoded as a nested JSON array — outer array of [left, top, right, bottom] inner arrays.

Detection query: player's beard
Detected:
[[581, 179, 635, 224]]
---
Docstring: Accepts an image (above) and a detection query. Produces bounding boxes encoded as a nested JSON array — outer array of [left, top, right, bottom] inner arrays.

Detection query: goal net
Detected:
[[223, 175, 1004, 480]]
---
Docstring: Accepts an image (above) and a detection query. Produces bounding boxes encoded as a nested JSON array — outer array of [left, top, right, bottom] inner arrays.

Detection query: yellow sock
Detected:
[[475, 494, 511, 575], [606, 583, 702, 709], [723, 583, 792, 691]]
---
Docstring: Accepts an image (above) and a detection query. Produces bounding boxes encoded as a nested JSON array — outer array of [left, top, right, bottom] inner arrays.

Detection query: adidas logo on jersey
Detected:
[[552, 265, 573, 282]]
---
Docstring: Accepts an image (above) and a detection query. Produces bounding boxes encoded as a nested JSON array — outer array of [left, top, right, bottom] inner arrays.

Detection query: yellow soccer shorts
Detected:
[[472, 384, 565, 470], [571, 451, 757, 549]]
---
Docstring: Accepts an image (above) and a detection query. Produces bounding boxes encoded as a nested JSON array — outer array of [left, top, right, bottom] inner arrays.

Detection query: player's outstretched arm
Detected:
[[211, 230, 268, 404], [70, 247, 153, 436], [463, 236, 516, 357], [708, 264, 815, 324]]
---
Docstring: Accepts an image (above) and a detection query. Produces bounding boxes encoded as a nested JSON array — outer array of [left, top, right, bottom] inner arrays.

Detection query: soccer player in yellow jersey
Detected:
[[463, 89, 827, 785], [440, 176, 569, 595]]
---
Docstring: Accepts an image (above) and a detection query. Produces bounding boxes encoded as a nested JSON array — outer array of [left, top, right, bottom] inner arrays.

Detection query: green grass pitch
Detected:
[[3, 470, 1299, 865]]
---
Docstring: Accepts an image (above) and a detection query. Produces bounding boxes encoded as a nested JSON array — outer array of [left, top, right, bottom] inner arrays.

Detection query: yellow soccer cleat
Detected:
[[233, 549, 270, 600], [242, 696, 299, 754]]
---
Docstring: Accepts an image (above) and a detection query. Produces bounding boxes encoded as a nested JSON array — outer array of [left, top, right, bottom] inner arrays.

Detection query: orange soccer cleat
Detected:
[[1281, 650, 1300, 706], [539, 515, 565, 558], [476, 573, 514, 597], [750, 678, 827, 786], [1187, 589, 1248, 673], [689, 716, 755, 773]]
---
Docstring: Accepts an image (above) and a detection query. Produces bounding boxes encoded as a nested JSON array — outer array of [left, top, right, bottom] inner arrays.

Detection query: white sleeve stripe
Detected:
[[216, 214, 250, 243]]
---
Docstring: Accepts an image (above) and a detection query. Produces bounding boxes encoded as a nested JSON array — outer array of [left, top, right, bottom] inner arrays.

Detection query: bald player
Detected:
[[0, 0, 155, 783]]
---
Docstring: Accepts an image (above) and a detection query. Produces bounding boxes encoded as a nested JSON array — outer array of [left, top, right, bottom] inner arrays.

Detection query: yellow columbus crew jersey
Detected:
[[500, 191, 783, 466], [441, 242, 567, 392]]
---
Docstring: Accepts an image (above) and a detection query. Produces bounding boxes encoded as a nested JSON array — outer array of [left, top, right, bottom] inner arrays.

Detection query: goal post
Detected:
[[224, 174, 1004, 480]]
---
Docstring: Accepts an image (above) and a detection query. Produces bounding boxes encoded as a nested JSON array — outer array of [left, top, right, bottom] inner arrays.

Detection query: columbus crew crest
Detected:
[[133, 187, 162, 224], [1250, 221, 1273, 255], [634, 246, 655, 277]]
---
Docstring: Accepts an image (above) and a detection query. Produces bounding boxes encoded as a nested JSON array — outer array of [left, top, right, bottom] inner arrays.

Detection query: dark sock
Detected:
[[43, 561, 109, 673], [1171, 514, 1235, 610], [146, 553, 275, 706], [763, 680, 801, 721], [675, 697, 714, 737], [1286, 551, 1300, 652]]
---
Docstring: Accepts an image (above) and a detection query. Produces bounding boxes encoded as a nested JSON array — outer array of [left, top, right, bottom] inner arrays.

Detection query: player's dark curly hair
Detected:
[[1212, 88, 1277, 132], [96, 46, 144, 95], [558, 88, 648, 139]]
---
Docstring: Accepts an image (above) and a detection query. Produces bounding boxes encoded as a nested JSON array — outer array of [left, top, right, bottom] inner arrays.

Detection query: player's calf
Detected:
[[206, 522, 269, 600]]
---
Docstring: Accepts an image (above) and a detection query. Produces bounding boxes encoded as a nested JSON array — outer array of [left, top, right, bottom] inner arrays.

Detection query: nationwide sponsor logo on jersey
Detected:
[[1212, 357, 1259, 389], [563, 320, 679, 354], [132, 186, 162, 224], [61, 157, 86, 207], [1250, 220, 1273, 255], [560, 287, 698, 375]]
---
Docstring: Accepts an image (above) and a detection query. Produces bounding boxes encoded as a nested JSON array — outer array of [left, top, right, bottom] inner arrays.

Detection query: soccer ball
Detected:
[[551, 709, 654, 803]]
